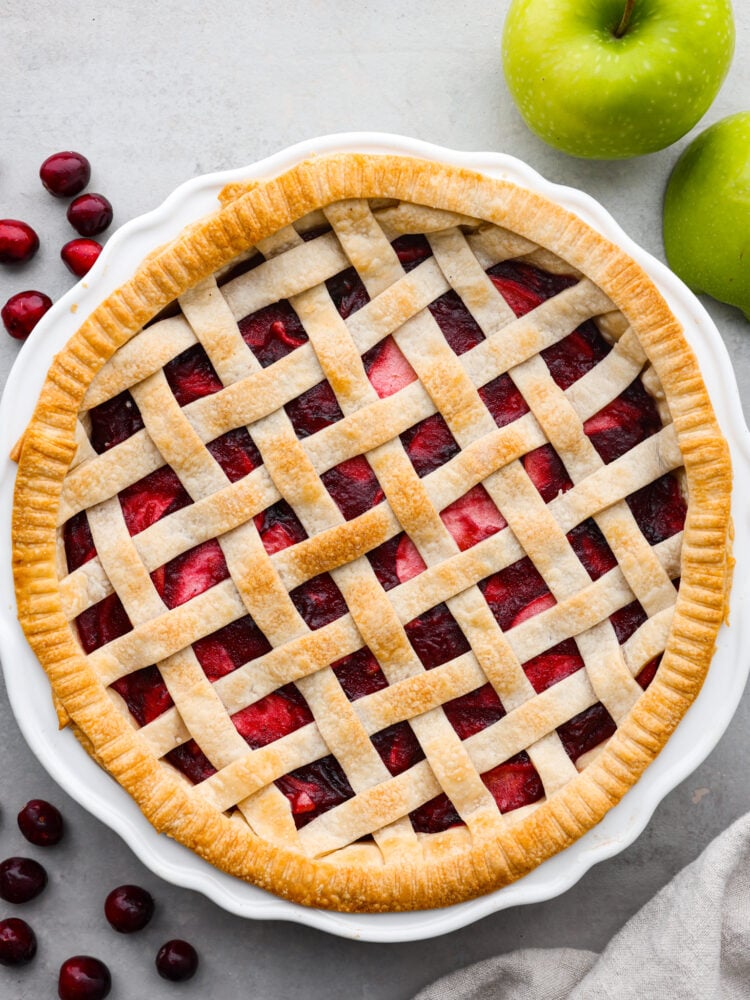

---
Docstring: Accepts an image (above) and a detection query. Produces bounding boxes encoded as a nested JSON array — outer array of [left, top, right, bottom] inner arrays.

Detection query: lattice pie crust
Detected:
[[12, 155, 732, 911]]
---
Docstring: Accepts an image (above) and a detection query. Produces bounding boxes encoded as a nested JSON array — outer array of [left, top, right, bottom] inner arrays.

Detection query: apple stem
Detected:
[[614, 0, 636, 37]]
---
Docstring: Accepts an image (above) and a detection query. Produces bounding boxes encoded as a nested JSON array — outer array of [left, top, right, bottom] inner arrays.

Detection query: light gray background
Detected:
[[2, 2, 749, 997]]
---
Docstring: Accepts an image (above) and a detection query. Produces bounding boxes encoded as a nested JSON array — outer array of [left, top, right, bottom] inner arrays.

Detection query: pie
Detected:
[[11, 154, 732, 912]]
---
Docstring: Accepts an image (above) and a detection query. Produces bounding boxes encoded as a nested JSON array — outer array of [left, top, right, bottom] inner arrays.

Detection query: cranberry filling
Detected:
[[63, 511, 96, 571], [164, 344, 223, 405], [443, 683, 506, 740], [411, 752, 545, 834], [64, 252, 687, 833], [290, 573, 348, 630], [112, 666, 173, 726], [522, 444, 573, 502], [232, 684, 313, 749], [88, 391, 144, 454], [401, 414, 460, 477], [76, 593, 132, 655], [326, 266, 369, 318], [480, 372, 530, 428], [332, 647, 388, 701], [362, 337, 417, 398], [429, 290, 485, 355], [254, 500, 307, 554], [207, 427, 262, 482], [151, 540, 229, 609], [239, 300, 308, 367], [276, 757, 354, 827], [628, 473, 686, 545], [321, 456, 384, 520], [372, 723, 425, 776], [404, 604, 470, 671], [286, 380, 344, 438], [482, 752, 544, 812], [119, 467, 191, 535], [558, 704, 617, 763], [585, 380, 662, 465], [193, 615, 271, 681], [568, 519, 618, 580], [165, 741, 216, 784]]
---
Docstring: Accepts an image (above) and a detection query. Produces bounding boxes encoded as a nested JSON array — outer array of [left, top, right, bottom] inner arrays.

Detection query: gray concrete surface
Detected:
[[1, 2, 749, 997]]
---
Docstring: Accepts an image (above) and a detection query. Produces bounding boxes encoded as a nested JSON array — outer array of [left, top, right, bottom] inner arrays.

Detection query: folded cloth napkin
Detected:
[[414, 812, 750, 1000]]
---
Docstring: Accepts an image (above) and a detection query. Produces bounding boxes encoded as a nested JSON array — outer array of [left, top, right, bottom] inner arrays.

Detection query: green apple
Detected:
[[664, 112, 750, 319], [502, 0, 735, 159]]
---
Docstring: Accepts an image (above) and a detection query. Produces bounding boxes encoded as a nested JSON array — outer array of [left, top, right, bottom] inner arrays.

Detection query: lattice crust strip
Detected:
[[14, 155, 731, 911]]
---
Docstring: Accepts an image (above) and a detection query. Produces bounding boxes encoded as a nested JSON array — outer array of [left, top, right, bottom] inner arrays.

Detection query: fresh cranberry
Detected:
[[66, 193, 112, 237], [0, 857, 47, 903], [104, 884, 154, 933], [0, 220, 39, 265], [0, 917, 36, 966], [17, 799, 64, 846], [61, 238, 102, 277], [40, 151, 91, 197], [155, 939, 198, 982], [2, 291, 52, 340], [58, 956, 111, 1000]]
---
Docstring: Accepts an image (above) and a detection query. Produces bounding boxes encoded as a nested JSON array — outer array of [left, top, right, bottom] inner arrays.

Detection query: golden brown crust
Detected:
[[12, 154, 732, 911]]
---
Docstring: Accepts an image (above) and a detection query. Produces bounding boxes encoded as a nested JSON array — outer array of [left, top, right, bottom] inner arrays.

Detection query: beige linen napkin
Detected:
[[414, 812, 750, 999]]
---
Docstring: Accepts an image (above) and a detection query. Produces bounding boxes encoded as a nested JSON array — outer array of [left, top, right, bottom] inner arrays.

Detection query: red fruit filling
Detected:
[[232, 684, 313, 749], [112, 666, 173, 726], [151, 540, 229, 610], [372, 723, 425, 775], [76, 593, 132, 655], [286, 380, 344, 438], [332, 647, 388, 700], [88, 391, 144, 453], [63, 250, 687, 835], [404, 604, 471, 670], [401, 414, 460, 477], [290, 573, 348, 630], [363, 336, 417, 397], [321, 456, 384, 520], [254, 500, 307, 554], [480, 372, 530, 428], [164, 344, 223, 405], [276, 757, 354, 827], [194, 615, 271, 681], [119, 467, 191, 535], [239, 300, 308, 367], [208, 427, 262, 481], [411, 752, 544, 833], [326, 266, 370, 318]]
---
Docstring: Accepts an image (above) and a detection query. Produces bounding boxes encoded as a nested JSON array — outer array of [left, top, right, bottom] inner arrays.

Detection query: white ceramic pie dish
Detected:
[[1, 133, 749, 943]]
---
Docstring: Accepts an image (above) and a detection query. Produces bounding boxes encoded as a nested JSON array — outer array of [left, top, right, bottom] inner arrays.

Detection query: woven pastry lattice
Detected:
[[56, 196, 684, 861]]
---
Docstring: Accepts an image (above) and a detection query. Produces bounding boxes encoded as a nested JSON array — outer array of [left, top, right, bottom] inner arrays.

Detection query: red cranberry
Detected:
[[104, 884, 154, 933], [17, 799, 64, 846], [0, 220, 39, 265], [2, 291, 53, 340], [0, 917, 36, 966], [61, 238, 102, 277], [66, 193, 112, 237], [40, 151, 91, 198], [0, 857, 47, 903], [156, 939, 198, 982], [58, 956, 111, 1000]]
